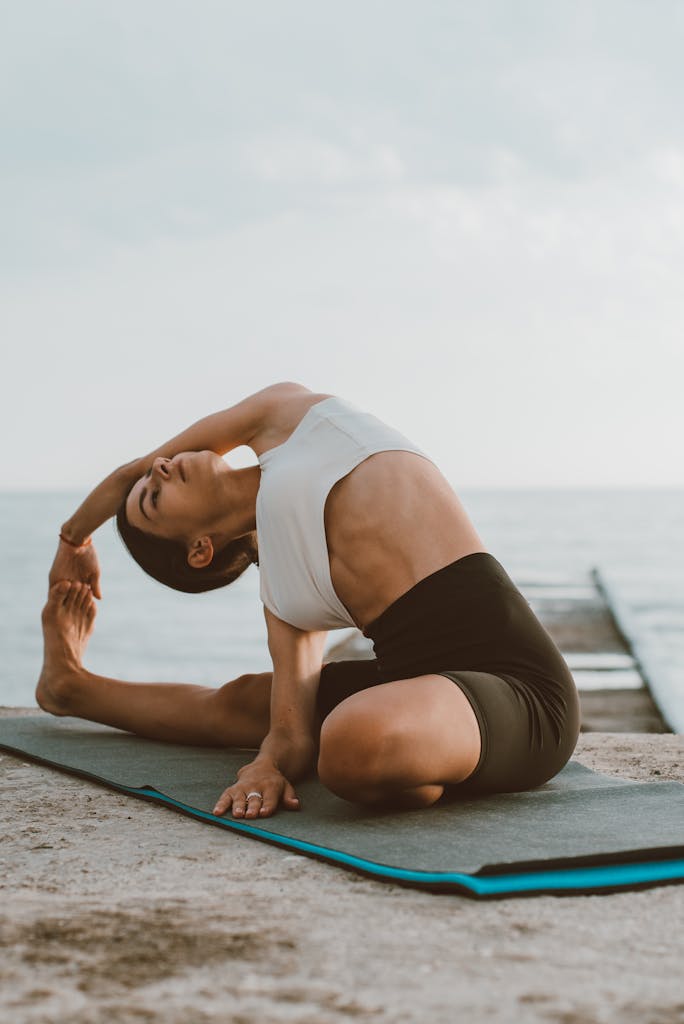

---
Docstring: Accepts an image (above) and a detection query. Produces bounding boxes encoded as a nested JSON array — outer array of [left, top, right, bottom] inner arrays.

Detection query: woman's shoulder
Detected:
[[252, 384, 336, 458]]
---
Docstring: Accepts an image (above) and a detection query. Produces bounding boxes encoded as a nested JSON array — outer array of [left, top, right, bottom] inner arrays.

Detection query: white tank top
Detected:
[[255, 396, 436, 631]]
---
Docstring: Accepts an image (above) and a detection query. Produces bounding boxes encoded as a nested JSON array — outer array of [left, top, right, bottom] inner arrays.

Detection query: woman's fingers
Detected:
[[212, 786, 262, 817], [213, 776, 299, 820], [282, 780, 301, 811], [242, 781, 277, 819], [256, 781, 299, 817], [49, 543, 103, 600], [85, 567, 101, 599], [254, 782, 283, 818], [244, 791, 265, 819], [80, 547, 102, 599], [232, 793, 248, 817], [212, 788, 234, 817]]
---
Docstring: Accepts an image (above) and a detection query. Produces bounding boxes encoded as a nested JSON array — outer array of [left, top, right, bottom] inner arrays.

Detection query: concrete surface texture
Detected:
[[1, 709, 683, 1024]]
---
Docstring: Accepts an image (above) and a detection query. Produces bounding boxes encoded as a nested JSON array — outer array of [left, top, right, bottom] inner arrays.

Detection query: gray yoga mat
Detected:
[[2, 716, 683, 898]]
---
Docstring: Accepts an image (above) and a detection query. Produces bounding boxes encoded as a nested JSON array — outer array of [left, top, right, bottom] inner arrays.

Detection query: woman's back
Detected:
[[325, 447, 487, 629], [255, 395, 486, 631]]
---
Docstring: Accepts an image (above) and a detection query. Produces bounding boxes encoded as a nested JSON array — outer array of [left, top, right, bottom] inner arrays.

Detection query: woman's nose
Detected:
[[152, 457, 171, 479]]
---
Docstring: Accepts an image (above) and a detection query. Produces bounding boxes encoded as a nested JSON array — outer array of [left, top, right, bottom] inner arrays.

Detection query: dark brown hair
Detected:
[[115, 488, 258, 594]]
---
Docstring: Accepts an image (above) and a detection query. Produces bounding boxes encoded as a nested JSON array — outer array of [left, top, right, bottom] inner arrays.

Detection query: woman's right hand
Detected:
[[213, 756, 301, 819], [49, 539, 102, 599]]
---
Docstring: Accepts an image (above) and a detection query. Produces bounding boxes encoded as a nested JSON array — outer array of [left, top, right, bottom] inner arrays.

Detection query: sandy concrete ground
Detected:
[[1, 709, 683, 1024]]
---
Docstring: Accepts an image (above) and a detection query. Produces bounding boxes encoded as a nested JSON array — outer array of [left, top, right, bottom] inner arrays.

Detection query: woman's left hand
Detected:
[[212, 758, 301, 819], [49, 539, 102, 599]]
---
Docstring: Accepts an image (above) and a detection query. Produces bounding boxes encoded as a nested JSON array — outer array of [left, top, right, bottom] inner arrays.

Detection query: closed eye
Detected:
[[151, 488, 160, 508]]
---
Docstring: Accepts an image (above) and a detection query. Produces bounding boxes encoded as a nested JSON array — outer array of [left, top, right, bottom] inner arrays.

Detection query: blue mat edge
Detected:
[[136, 785, 684, 897], [4, 739, 684, 899]]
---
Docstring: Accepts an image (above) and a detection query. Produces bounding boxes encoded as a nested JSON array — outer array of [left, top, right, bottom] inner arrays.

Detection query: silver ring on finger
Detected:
[[245, 791, 263, 801]]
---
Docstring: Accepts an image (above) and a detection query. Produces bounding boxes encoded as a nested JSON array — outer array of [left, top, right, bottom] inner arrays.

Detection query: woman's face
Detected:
[[125, 451, 227, 541]]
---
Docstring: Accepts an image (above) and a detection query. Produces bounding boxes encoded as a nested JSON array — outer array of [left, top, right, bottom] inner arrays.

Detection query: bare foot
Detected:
[[36, 581, 97, 715]]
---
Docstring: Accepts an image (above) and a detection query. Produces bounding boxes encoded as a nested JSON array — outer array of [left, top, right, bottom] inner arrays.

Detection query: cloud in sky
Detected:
[[2, 0, 683, 488]]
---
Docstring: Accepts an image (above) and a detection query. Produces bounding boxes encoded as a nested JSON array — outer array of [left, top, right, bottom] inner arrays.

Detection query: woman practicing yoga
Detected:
[[39, 381, 581, 819]]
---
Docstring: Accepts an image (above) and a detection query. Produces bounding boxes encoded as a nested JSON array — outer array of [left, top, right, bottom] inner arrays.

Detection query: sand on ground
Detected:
[[1, 708, 683, 1024]]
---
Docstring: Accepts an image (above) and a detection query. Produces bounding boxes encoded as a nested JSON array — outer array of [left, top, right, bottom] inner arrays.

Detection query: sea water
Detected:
[[1, 489, 682, 726]]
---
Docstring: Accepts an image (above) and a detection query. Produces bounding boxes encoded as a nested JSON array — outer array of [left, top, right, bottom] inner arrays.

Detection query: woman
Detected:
[[39, 381, 581, 820]]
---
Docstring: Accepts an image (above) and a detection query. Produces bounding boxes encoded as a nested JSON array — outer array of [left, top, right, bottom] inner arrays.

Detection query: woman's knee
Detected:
[[317, 702, 399, 799]]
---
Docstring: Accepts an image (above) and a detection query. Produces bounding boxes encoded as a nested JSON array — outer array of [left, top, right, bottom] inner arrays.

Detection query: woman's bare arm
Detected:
[[212, 608, 328, 818], [59, 459, 148, 547], [59, 380, 309, 546], [52, 381, 311, 596], [259, 607, 329, 777]]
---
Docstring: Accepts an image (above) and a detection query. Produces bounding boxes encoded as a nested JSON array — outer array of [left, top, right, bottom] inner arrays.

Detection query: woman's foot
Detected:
[[36, 581, 97, 715]]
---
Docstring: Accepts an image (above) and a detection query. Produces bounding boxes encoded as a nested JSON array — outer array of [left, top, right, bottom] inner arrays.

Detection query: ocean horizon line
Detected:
[[2, 484, 683, 496]]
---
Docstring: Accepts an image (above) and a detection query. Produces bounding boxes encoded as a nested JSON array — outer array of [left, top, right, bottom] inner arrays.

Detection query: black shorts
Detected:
[[316, 552, 581, 796]]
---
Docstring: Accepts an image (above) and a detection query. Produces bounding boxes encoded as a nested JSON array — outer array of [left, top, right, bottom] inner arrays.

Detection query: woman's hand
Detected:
[[212, 757, 301, 819], [49, 540, 102, 599]]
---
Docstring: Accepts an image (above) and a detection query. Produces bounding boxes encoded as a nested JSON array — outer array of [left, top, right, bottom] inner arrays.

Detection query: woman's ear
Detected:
[[187, 536, 214, 569]]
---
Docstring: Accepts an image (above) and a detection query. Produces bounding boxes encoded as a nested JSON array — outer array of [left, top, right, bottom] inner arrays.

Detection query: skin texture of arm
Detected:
[[52, 381, 310, 597], [59, 381, 307, 545], [212, 608, 328, 818], [258, 606, 329, 778]]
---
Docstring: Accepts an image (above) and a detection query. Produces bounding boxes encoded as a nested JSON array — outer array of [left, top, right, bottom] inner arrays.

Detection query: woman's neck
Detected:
[[212, 464, 261, 543]]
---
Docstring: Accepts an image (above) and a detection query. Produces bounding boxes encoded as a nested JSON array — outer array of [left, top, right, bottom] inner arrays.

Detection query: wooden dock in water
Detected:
[[325, 566, 671, 734], [513, 568, 669, 733]]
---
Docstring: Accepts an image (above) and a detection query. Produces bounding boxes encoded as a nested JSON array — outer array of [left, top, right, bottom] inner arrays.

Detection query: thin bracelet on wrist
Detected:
[[59, 532, 92, 550]]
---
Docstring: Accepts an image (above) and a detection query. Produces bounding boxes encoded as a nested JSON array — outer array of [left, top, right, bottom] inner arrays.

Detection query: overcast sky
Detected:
[[2, 1, 683, 490]]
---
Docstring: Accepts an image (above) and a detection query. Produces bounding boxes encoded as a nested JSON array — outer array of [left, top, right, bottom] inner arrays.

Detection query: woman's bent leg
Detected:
[[317, 673, 483, 808], [36, 580, 272, 747]]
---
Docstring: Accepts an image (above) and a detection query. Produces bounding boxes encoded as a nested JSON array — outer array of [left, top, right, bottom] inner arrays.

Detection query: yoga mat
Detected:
[[2, 716, 683, 899]]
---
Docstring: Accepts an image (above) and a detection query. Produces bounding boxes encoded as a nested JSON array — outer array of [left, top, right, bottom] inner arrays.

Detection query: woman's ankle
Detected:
[[36, 663, 85, 716]]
